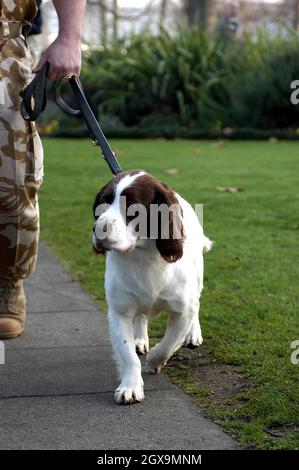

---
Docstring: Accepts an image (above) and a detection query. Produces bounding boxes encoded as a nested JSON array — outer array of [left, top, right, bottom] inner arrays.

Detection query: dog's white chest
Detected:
[[105, 249, 176, 312]]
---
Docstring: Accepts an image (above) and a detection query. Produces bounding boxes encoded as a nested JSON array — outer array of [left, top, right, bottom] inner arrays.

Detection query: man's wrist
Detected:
[[57, 31, 82, 44]]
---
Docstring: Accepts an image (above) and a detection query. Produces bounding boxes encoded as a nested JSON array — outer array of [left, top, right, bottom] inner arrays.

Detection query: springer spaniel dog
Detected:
[[92, 170, 212, 405]]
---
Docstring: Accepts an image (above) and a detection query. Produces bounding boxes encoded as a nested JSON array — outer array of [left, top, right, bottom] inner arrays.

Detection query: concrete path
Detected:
[[0, 244, 236, 450]]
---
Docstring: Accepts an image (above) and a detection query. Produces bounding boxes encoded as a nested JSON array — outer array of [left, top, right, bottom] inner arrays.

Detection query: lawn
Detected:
[[39, 138, 299, 449]]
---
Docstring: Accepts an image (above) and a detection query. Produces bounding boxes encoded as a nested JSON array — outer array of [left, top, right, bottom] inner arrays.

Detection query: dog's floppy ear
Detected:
[[92, 180, 113, 219], [92, 179, 114, 256], [154, 181, 184, 263]]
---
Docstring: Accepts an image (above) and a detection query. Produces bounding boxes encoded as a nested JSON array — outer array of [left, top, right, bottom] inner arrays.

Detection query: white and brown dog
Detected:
[[92, 170, 212, 404]]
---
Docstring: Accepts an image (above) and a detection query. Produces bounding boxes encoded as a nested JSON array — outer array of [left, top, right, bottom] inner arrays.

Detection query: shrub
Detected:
[[218, 31, 299, 129], [40, 28, 299, 137], [81, 29, 228, 128]]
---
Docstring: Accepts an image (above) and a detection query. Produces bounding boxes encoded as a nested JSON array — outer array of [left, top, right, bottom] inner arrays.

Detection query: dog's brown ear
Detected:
[[92, 179, 114, 219], [92, 179, 115, 256], [154, 181, 184, 263]]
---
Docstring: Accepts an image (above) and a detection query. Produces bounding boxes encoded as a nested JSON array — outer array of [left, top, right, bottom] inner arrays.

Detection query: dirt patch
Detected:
[[168, 345, 251, 406], [265, 425, 299, 440], [192, 363, 250, 402]]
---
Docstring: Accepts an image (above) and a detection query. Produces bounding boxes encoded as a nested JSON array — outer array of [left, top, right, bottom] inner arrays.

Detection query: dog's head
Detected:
[[92, 170, 184, 262]]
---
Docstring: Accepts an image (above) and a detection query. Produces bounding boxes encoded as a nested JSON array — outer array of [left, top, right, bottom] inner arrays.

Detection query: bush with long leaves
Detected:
[[77, 28, 299, 131]]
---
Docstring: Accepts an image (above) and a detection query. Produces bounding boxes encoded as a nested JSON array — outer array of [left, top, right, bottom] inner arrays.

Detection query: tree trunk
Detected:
[[294, 0, 299, 31], [205, 0, 217, 34], [112, 0, 119, 41], [184, 0, 217, 33], [160, 0, 169, 29], [100, 0, 108, 42], [184, 0, 200, 26]]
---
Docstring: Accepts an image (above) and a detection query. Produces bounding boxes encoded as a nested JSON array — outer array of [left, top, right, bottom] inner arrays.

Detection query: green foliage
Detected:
[[42, 29, 299, 137], [81, 29, 226, 128], [77, 28, 299, 132], [218, 31, 299, 129]]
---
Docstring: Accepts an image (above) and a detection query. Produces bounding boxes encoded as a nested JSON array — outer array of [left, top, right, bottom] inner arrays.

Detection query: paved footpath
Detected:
[[0, 244, 237, 450]]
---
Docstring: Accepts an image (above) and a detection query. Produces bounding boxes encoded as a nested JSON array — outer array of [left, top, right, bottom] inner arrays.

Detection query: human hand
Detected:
[[33, 34, 81, 81]]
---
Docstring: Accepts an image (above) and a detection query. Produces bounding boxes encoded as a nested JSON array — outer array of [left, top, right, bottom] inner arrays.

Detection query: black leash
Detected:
[[20, 62, 49, 121], [20, 62, 123, 176]]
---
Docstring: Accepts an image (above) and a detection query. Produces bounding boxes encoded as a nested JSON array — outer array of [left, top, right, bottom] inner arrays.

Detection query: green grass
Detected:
[[39, 138, 299, 449]]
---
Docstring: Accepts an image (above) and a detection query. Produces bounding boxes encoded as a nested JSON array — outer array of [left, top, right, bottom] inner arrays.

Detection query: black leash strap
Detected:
[[59, 76, 122, 175], [20, 62, 123, 176], [20, 62, 49, 121]]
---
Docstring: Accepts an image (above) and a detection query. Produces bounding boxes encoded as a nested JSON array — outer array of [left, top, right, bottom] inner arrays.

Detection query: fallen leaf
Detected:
[[192, 147, 202, 155], [164, 168, 178, 175], [113, 149, 125, 157], [216, 186, 244, 193], [266, 429, 285, 438], [212, 140, 225, 149]]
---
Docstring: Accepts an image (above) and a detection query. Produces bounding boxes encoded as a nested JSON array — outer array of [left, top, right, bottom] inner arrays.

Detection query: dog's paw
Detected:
[[135, 337, 149, 355], [184, 325, 203, 349], [146, 349, 167, 374], [114, 383, 144, 405]]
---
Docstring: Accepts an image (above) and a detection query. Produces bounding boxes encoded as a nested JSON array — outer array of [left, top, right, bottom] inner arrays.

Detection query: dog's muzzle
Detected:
[[92, 231, 108, 253]]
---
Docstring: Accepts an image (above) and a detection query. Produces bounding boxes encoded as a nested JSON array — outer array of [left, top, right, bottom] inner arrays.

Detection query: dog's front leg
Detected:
[[147, 312, 193, 374], [134, 314, 149, 355], [184, 303, 203, 349], [108, 309, 144, 404]]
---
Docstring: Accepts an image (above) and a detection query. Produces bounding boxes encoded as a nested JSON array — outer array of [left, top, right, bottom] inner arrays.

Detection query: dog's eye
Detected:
[[98, 196, 108, 205], [94, 202, 110, 219], [125, 197, 135, 208], [120, 196, 134, 215], [97, 191, 114, 206], [126, 214, 135, 223]]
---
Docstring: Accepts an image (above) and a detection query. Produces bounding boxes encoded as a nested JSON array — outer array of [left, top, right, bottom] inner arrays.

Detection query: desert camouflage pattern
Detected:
[[0, 0, 36, 22], [0, 0, 43, 281]]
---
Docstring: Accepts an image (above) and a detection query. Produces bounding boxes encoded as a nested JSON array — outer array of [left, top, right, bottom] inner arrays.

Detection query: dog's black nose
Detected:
[[101, 222, 108, 232]]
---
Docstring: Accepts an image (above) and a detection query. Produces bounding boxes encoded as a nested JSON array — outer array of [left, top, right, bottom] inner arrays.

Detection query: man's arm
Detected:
[[33, 0, 86, 80]]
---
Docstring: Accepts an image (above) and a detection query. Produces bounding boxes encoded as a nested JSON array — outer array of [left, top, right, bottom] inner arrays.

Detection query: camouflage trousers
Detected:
[[0, 20, 43, 281]]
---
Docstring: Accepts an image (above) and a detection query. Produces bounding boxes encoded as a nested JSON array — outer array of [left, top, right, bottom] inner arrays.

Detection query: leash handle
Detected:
[[20, 62, 49, 121], [54, 81, 81, 117], [20, 62, 123, 176]]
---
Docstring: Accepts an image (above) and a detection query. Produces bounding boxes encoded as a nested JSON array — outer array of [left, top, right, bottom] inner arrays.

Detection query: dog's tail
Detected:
[[203, 235, 213, 253]]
